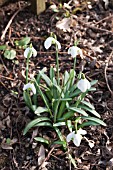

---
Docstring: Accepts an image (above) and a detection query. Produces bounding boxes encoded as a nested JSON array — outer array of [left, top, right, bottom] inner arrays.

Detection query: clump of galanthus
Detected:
[[24, 46, 37, 58], [23, 82, 36, 94], [44, 37, 61, 50], [68, 46, 83, 58], [77, 78, 91, 92], [66, 129, 87, 147]]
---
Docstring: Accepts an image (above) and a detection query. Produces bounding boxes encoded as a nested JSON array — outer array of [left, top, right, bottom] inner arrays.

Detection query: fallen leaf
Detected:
[[38, 145, 45, 166], [56, 17, 72, 32]]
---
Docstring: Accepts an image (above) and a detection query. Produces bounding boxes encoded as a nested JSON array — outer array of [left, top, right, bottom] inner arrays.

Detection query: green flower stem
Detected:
[[75, 92, 87, 107], [56, 45, 60, 85], [26, 50, 32, 84]]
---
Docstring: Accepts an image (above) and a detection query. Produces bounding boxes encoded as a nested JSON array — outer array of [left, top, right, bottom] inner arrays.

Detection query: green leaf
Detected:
[[35, 80, 52, 117], [23, 117, 51, 135], [81, 116, 106, 126], [81, 100, 95, 109], [15, 37, 30, 46], [53, 122, 66, 127], [54, 127, 66, 149], [90, 80, 98, 86], [60, 111, 75, 120], [4, 49, 16, 60], [68, 107, 88, 116], [0, 45, 7, 50], [69, 89, 81, 98], [78, 105, 100, 118], [67, 120, 72, 132], [89, 88, 96, 91], [64, 71, 69, 92], [34, 137, 49, 144], [35, 107, 49, 115], [23, 91, 34, 111], [57, 101, 66, 119], [54, 98, 72, 101], [53, 140, 66, 145], [34, 122, 52, 127], [78, 121, 99, 128], [39, 71, 52, 86], [50, 67, 55, 82]]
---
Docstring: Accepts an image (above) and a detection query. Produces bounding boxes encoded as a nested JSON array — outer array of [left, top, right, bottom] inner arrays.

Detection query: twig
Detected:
[[0, 55, 9, 74], [94, 15, 113, 26], [104, 50, 113, 96], [1, 4, 27, 40], [0, 74, 15, 80]]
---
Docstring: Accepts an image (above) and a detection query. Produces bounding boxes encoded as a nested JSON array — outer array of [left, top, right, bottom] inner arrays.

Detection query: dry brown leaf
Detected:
[[38, 145, 45, 166], [56, 17, 72, 32]]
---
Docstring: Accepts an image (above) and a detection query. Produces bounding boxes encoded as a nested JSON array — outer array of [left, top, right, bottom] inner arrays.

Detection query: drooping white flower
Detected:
[[68, 46, 83, 58], [23, 83, 36, 94], [24, 46, 37, 58], [66, 129, 87, 147], [44, 37, 61, 50], [77, 78, 91, 92]]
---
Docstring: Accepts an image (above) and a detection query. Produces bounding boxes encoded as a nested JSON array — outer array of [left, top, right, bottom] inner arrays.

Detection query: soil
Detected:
[[0, 0, 113, 170]]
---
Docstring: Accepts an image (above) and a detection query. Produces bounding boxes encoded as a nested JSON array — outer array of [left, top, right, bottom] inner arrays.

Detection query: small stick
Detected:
[[1, 4, 27, 40], [104, 51, 113, 96]]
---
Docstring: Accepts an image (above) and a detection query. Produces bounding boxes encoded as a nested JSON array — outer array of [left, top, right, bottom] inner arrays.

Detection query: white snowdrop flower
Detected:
[[23, 83, 36, 94], [44, 37, 61, 50], [68, 46, 83, 58], [24, 47, 37, 58], [66, 129, 87, 147], [77, 78, 91, 92]]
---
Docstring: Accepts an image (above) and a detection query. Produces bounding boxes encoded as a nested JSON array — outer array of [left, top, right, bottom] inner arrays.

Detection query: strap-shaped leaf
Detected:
[[53, 122, 66, 127], [81, 100, 95, 109], [68, 107, 88, 116], [23, 91, 34, 111], [34, 137, 49, 144], [39, 71, 52, 87], [54, 127, 66, 149], [81, 116, 106, 126], [78, 121, 99, 128], [35, 107, 49, 115], [34, 122, 52, 127], [50, 67, 55, 82], [78, 105, 100, 118], [69, 89, 81, 98], [90, 80, 98, 86], [23, 117, 51, 135], [58, 111, 75, 121]]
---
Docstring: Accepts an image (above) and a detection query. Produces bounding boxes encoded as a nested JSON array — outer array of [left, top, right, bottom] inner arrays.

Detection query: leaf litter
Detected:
[[0, 0, 113, 169]]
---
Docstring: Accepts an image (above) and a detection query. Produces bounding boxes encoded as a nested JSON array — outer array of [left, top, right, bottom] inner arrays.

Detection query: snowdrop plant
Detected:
[[23, 36, 106, 167]]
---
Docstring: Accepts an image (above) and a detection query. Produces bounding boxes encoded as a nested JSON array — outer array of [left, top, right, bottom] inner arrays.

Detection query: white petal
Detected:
[[73, 134, 82, 147], [23, 83, 36, 94], [44, 37, 61, 50], [24, 47, 32, 58], [68, 46, 83, 58], [24, 47, 37, 58], [54, 39, 61, 50], [77, 128, 87, 135], [32, 47, 37, 57], [66, 131, 75, 142], [44, 37, 53, 49], [77, 79, 91, 92], [68, 46, 77, 58]]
